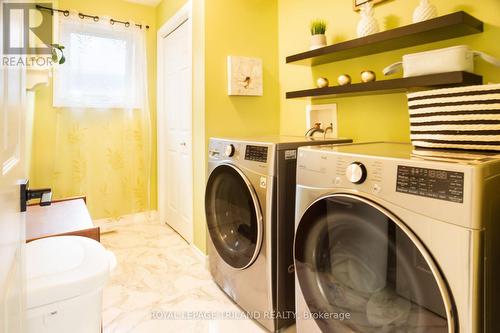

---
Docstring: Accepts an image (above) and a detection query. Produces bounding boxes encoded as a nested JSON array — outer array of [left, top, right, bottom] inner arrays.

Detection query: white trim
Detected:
[[157, 1, 194, 243], [93, 210, 159, 232], [157, 1, 192, 39], [190, 244, 207, 267], [306, 103, 338, 138]]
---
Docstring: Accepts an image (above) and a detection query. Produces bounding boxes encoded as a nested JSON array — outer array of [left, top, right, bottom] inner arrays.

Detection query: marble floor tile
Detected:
[[100, 214, 296, 333]]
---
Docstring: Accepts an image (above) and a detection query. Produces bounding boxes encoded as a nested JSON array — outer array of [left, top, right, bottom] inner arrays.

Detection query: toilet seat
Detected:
[[26, 236, 110, 309]]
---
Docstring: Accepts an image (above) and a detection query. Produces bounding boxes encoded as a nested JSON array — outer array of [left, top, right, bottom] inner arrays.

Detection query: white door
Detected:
[[158, 6, 193, 242], [0, 10, 27, 333]]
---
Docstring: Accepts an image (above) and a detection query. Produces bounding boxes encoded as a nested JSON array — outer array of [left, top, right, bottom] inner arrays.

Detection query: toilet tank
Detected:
[[25, 236, 111, 333]]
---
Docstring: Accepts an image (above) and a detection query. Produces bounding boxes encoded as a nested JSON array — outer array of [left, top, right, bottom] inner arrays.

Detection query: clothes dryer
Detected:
[[294, 142, 500, 333], [205, 136, 351, 331]]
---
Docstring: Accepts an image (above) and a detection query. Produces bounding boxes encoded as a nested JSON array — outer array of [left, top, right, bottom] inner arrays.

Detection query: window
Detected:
[[53, 19, 140, 109]]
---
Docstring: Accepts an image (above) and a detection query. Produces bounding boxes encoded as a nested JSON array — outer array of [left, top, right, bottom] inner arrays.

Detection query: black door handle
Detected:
[[20, 180, 52, 212]]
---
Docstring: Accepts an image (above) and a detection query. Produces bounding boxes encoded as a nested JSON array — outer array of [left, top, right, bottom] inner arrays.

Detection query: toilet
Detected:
[[26, 236, 113, 333]]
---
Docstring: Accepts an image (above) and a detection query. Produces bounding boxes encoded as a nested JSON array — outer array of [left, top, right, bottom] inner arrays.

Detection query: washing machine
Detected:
[[205, 136, 351, 331], [294, 142, 500, 333]]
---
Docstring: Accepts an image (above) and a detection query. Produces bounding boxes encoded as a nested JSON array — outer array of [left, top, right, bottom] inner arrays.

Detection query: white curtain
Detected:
[[54, 12, 148, 109], [33, 11, 152, 219]]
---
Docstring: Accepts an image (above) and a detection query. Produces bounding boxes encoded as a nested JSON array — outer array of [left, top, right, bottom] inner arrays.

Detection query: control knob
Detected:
[[225, 144, 235, 157], [346, 162, 367, 184]]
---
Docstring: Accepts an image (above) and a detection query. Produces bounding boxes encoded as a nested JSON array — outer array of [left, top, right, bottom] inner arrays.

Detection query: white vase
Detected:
[[413, 0, 437, 23], [310, 34, 327, 50], [357, 3, 380, 38]]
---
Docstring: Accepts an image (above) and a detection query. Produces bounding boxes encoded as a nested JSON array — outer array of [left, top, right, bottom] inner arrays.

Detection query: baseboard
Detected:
[[94, 210, 159, 234], [190, 244, 208, 268]]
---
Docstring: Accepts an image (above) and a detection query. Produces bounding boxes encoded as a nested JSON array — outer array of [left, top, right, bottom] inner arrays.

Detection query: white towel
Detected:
[[366, 288, 411, 327]]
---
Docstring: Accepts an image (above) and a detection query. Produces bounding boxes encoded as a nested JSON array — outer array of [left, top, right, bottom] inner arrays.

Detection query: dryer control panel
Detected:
[[396, 166, 464, 203], [245, 145, 268, 163], [208, 138, 275, 176], [295, 142, 495, 229]]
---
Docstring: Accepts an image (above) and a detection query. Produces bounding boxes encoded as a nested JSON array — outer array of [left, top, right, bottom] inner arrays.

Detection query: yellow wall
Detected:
[[204, 0, 280, 139], [31, 0, 157, 219], [157, 0, 280, 251], [191, 0, 207, 252], [156, 0, 187, 24], [278, 0, 500, 141]]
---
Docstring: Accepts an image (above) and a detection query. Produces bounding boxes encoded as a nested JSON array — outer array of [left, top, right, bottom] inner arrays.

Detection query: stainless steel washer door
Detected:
[[205, 164, 263, 270], [294, 194, 456, 333]]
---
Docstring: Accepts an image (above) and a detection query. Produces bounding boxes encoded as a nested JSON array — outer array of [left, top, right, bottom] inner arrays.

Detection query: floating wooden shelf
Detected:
[[286, 11, 483, 66], [285, 72, 482, 99]]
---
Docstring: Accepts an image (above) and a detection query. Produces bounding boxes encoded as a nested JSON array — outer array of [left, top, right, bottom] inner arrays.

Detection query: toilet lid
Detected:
[[26, 236, 110, 309]]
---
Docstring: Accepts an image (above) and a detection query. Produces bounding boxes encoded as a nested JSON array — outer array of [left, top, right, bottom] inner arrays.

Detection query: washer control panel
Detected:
[[345, 162, 367, 184], [245, 145, 268, 163], [296, 144, 474, 228], [396, 166, 464, 203], [225, 144, 235, 157]]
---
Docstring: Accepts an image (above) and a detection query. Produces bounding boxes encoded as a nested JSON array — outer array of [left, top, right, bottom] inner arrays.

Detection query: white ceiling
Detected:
[[123, 0, 161, 7]]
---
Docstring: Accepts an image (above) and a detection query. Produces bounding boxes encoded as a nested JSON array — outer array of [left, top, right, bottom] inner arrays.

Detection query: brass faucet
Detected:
[[323, 123, 334, 139], [305, 122, 324, 137]]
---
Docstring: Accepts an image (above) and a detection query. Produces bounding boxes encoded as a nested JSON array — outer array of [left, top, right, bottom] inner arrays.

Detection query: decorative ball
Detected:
[[337, 74, 351, 86], [317, 77, 329, 88], [361, 70, 376, 83]]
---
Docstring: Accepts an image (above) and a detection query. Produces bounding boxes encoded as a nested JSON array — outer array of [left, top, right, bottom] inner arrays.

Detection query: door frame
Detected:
[[157, 1, 194, 243], [0, 3, 27, 332]]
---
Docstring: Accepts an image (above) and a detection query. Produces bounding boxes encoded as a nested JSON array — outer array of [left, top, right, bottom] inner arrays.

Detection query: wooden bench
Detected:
[[26, 196, 100, 243]]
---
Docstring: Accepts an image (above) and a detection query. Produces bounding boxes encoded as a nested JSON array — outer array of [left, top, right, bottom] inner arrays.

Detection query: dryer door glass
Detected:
[[205, 164, 262, 269], [295, 194, 455, 332]]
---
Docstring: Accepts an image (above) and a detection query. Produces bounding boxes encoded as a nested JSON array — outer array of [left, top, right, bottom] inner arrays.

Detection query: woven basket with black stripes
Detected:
[[407, 84, 500, 151]]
